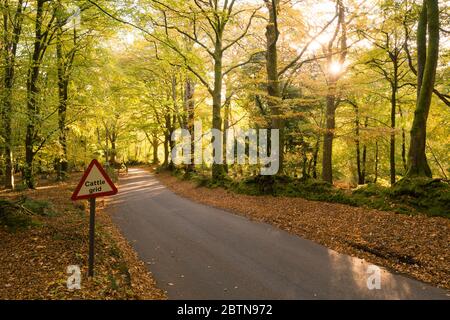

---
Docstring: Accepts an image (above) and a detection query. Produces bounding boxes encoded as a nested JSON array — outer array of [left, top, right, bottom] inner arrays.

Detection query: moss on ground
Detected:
[[0, 197, 56, 231], [167, 169, 450, 218]]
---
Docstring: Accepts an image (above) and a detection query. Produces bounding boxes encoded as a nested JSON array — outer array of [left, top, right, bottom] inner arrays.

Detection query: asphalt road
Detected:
[[108, 168, 449, 299]]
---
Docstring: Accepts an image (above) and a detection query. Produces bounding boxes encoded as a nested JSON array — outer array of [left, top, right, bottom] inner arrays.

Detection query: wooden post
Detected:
[[88, 198, 96, 277]]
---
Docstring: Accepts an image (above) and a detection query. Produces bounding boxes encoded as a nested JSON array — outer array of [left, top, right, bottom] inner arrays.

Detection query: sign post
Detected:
[[88, 198, 96, 277], [71, 159, 118, 277]]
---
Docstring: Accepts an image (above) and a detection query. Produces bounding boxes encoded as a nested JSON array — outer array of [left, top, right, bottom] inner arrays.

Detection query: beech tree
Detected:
[[321, 0, 348, 184], [360, 2, 410, 184], [407, 0, 440, 178], [0, 0, 448, 191], [1, 0, 25, 189], [24, 0, 58, 188]]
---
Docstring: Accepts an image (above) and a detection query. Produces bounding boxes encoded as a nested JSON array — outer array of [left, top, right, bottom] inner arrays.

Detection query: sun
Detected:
[[329, 61, 343, 75]]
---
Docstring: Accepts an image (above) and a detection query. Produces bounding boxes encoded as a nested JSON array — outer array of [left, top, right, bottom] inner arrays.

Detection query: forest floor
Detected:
[[156, 169, 450, 291], [0, 173, 166, 300]]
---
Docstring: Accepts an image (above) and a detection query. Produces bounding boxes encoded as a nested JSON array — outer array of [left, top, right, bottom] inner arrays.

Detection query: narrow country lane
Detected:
[[108, 168, 449, 300]]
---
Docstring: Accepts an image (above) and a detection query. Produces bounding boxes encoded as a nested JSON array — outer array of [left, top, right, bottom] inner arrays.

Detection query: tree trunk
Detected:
[[104, 127, 109, 164], [354, 103, 364, 184], [163, 133, 169, 168], [25, 69, 39, 189], [211, 37, 224, 180], [152, 135, 159, 164], [3, 66, 14, 189], [407, 0, 439, 178], [56, 8, 76, 180], [389, 76, 397, 185], [1, 0, 24, 189], [361, 117, 368, 183], [399, 105, 407, 172], [312, 136, 320, 179], [164, 100, 173, 170], [321, 0, 347, 184], [223, 97, 230, 173], [322, 91, 336, 183], [265, 0, 284, 174], [25, 0, 47, 188], [56, 30, 69, 179], [184, 76, 195, 172], [167, 79, 178, 171], [110, 133, 116, 165], [374, 141, 379, 183]]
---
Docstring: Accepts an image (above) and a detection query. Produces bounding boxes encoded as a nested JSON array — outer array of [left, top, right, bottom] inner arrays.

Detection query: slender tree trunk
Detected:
[[321, 0, 347, 184], [390, 77, 397, 185], [401, 128, 407, 172], [3, 63, 15, 189], [307, 158, 313, 177], [354, 103, 363, 184], [416, 2, 427, 101], [56, 10, 76, 180], [25, 67, 39, 189], [168, 132, 175, 170], [361, 117, 368, 183], [322, 91, 336, 183], [223, 97, 230, 173], [355, 131, 362, 183], [265, 0, 284, 174], [152, 134, 159, 164], [168, 79, 178, 171], [25, 0, 47, 188], [56, 30, 69, 179], [110, 131, 116, 165], [184, 76, 195, 172], [398, 106, 407, 172], [312, 136, 320, 179], [164, 101, 174, 169], [2, 0, 23, 189], [302, 154, 308, 178], [163, 133, 169, 167], [104, 126, 109, 164], [374, 141, 379, 183], [362, 144, 367, 183], [211, 36, 224, 179], [407, 0, 439, 178]]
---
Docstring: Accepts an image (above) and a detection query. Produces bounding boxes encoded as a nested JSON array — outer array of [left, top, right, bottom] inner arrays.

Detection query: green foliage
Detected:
[[0, 199, 34, 231], [0, 0, 448, 208], [178, 168, 450, 218], [20, 196, 56, 217], [229, 175, 341, 199], [191, 173, 212, 187], [391, 178, 450, 216], [352, 178, 450, 217], [105, 166, 119, 183], [125, 160, 147, 166], [170, 167, 233, 189], [14, 184, 30, 192], [0, 196, 60, 231], [108, 273, 120, 291], [107, 242, 132, 289]]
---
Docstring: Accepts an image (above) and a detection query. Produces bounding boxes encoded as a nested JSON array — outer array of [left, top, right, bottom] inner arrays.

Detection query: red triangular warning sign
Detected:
[[71, 159, 118, 201]]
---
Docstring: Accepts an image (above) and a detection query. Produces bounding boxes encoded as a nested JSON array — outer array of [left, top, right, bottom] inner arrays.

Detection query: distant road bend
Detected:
[[109, 168, 449, 300]]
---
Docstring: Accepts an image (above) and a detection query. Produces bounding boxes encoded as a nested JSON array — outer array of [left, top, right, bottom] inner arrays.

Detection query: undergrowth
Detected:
[[0, 196, 56, 231], [165, 167, 450, 218]]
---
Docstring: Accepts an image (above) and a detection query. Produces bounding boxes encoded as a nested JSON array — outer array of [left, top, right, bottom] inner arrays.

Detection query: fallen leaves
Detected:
[[157, 170, 450, 290], [0, 173, 166, 300]]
